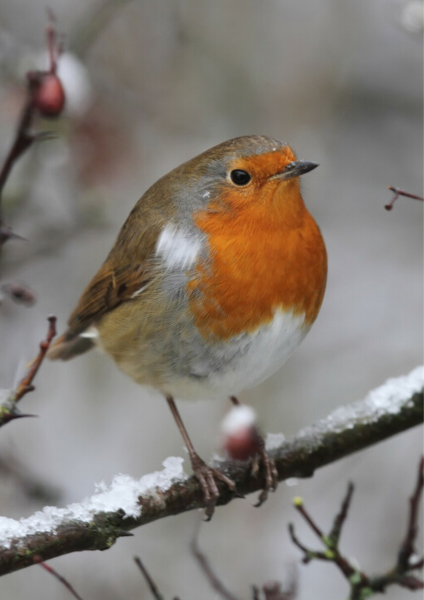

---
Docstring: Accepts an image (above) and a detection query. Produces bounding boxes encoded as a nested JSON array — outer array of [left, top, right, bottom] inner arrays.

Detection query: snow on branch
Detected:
[[0, 366, 422, 577]]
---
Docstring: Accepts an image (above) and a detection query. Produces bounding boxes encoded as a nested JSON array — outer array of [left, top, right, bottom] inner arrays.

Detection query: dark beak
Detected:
[[276, 160, 319, 181]]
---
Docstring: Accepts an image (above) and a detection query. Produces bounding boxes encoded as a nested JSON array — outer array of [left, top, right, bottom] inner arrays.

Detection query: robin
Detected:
[[48, 135, 327, 517]]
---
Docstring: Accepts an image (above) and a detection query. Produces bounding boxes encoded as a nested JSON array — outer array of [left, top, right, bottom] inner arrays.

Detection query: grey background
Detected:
[[0, 1, 422, 598]]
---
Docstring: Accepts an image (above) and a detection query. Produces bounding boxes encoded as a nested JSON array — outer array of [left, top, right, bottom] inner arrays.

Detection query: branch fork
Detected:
[[289, 457, 424, 599]]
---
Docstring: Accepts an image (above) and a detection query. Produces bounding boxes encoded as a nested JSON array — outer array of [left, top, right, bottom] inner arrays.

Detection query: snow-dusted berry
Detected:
[[221, 405, 260, 461]]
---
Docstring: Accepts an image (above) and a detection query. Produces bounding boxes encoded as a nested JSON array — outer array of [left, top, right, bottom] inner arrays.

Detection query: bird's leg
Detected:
[[229, 396, 279, 506], [166, 395, 235, 519]]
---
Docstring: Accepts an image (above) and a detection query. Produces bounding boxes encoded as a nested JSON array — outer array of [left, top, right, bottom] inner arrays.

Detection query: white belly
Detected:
[[209, 308, 308, 393], [165, 308, 308, 400]]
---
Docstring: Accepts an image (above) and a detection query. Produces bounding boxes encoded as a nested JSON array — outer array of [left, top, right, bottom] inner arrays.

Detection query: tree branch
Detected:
[[0, 367, 422, 577]]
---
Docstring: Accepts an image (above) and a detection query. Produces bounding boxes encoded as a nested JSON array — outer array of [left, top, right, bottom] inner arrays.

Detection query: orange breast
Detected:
[[188, 181, 327, 340]]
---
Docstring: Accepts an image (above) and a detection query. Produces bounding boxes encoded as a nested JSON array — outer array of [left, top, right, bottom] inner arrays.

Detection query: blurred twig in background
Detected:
[[0, 14, 65, 304], [385, 186, 424, 211], [289, 457, 424, 599], [37, 559, 86, 600], [71, 0, 136, 59], [0, 451, 60, 503], [0, 16, 64, 239], [134, 556, 172, 600]]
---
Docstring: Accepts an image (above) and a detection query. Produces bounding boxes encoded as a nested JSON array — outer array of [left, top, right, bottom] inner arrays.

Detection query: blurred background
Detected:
[[0, 0, 422, 598]]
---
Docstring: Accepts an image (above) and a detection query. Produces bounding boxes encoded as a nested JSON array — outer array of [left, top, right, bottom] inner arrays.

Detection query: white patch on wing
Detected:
[[131, 281, 153, 298], [155, 223, 202, 270], [80, 327, 99, 339]]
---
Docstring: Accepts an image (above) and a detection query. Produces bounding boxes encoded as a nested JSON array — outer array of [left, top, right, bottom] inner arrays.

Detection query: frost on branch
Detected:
[[0, 367, 422, 576], [298, 365, 424, 438], [0, 457, 187, 549]]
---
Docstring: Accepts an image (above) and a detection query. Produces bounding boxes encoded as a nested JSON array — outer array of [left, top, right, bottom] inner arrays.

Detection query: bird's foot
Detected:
[[251, 441, 279, 507], [190, 452, 236, 520]]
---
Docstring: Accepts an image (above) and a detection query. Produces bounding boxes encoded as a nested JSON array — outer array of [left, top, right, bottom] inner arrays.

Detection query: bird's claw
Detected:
[[190, 453, 236, 520], [252, 445, 279, 507]]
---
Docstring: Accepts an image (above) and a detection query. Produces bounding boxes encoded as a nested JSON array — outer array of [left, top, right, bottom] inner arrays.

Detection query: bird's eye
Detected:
[[230, 169, 251, 186]]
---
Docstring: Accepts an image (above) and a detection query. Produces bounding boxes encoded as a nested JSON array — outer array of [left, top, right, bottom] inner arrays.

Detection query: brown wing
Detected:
[[68, 262, 150, 334], [47, 165, 175, 361], [48, 261, 152, 360]]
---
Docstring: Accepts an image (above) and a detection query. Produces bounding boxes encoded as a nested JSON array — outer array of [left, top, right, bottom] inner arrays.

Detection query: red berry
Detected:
[[34, 73, 65, 118], [225, 427, 260, 461], [221, 405, 260, 461]]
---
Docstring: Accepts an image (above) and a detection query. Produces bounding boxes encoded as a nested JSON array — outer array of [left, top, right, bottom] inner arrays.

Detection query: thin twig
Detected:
[[191, 520, 241, 600], [0, 452, 60, 503], [38, 561, 86, 600], [289, 458, 424, 599], [0, 98, 35, 214], [328, 482, 354, 547], [288, 523, 327, 564], [385, 186, 424, 211], [251, 586, 261, 600], [71, 0, 136, 59], [0, 16, 63, 238], [14, 315, 57, 402], [134, 557, 165, 600], [0, 315, 57, 427], [398, 455, 424, 570], [292, 499, 324, 541]]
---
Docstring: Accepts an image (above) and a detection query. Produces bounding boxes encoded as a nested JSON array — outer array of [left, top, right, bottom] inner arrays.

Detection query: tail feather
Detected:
[[47, 332, 94, 361]]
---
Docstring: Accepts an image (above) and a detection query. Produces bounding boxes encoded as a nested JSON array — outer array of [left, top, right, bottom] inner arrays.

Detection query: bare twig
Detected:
[[0, 452, 60, 503], [385, 186, 424, 211], [13, 315, 56, 402], [134, 557, 165, 600], [398, 455, 424, 571], [289, 457, 424, 599], [38, 560, 86, 600], [45, 13, 61, 75], [0, 17, 64, 255], [252, 586, 261, 600], [191, 521, 240, 600], [193, 524, 298, 600], [328, 482, 354, 547], [71, 0, 136, 59], [292, 498, 325, 541], [291, 490, 367, 584], [0, 315, 56, 426], [0, 368, 421, 576]]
